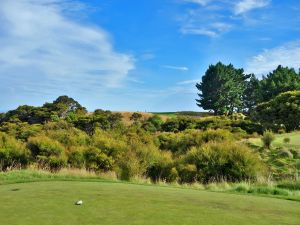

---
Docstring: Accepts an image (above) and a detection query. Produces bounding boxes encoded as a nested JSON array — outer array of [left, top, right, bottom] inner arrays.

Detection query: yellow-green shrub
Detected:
[[0, 132, 30, 170], [181, 141, 264, 183]]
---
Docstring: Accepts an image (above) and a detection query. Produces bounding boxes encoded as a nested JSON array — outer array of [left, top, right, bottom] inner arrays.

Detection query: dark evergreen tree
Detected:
[[196, 62, 249, 115], [243, 74, 261, 114], [259, 65, 300, 102]]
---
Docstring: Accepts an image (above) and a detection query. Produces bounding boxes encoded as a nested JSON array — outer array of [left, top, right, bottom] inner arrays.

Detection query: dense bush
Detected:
[[158, 129, 233, 153], [146, 151, 177, 182], [83, 147, 114, 171], [253, 91, 300, 131], [0, 132, 30, 170], [0, 95, 298, 183], [0, 122, 42, 141], [181, 141, 263, 183], [161, 117, 196, 132], [27, 136, 65, 157], [67, 149, 85, 168]]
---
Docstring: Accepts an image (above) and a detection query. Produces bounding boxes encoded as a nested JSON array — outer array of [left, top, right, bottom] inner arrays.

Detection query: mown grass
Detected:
[[1, 179, 300, 225]]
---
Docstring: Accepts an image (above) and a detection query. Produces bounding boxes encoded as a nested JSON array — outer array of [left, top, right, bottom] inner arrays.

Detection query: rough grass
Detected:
[[1, 180, 300, 225]]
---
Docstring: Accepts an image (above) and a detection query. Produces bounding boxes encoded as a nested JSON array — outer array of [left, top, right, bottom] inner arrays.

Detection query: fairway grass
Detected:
[[0, 181, 299, 225]]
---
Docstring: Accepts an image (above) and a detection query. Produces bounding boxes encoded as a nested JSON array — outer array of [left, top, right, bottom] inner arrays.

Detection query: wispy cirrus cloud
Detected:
[[183, 0, 214, 6], [181, 22, 232, 37], [162, 65, 189, 71], [234, 0, 270, 15], [178, 0, 271, 38], [0, 0, 134, 93], [245, 40, 300, 75]]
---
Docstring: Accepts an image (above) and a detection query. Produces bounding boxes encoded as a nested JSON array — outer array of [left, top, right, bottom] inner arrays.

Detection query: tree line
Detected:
[[196, 62, 300, 115]]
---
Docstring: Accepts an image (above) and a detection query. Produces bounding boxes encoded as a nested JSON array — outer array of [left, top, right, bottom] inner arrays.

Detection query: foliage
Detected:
[[242, 74, 261, 114], [283, 137, 290, 144], [142, 115, 163, 132], [196, 62, 249, 115], [27, 135, 65, 158], [158, 129, 233, 154], [146, 151, 177, 182], [259, 65, 300, 103], [261, 130, 275, 149], [83, 147, 114, 171], [182, 141, 263, 183], [0, 132, 29, 171], [130, 112, 143, 122], [0, 94, 298, 183], [74, 110, 123, 135], [253, 91, 300, 131]]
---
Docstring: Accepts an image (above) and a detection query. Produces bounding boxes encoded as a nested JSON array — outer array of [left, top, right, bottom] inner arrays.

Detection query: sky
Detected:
[[0, 0, 300, 112]]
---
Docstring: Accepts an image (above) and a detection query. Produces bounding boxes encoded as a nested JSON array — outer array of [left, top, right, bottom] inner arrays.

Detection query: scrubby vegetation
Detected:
[[0, 63, 299, 197]]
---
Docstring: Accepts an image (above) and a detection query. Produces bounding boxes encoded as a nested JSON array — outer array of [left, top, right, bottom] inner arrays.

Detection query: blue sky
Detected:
[[0, 0, 300, 112]]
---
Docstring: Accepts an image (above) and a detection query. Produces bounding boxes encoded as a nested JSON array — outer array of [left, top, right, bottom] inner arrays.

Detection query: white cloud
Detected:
[[234, 0, 270, 15], [245, 40, 300, 75], [178, 0, 272, 38], [181, 27, 217, 37], [0, 0, 134, 89], [162, 65, 189, 71], [183, 0, 213, 6], [180, 21, 232, 37]]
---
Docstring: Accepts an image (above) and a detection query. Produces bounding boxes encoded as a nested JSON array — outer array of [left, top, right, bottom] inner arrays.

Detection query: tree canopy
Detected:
[[196, 62, 249, 115], [253, 91, 300, 131], [259, 66, 300, 103], [196, 63, 300, 117]]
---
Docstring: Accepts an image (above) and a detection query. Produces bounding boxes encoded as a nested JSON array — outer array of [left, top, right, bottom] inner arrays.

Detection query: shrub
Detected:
[[146, 151, 177, 182], [147, 115, 163, 131], [283, 137, 290, 144], [67, 149, 85, 168], [177, 164, 198, 183], [48, 156, 66, 172], [130, 112, 143, 122], [200, 129, 234, 143], [182, 141, 263, 183], [261, 130, 275, 149], [0, 132, 30, 170], [158, 129, 234, 153], [92, 129, 127, 157], [43, 125, 90, 147], [253, 91, 300, 131], [117, 150, 141, 180], [83, 147, 114, 171], [161, 117, 196, 132], [27, 136, 65, 157]]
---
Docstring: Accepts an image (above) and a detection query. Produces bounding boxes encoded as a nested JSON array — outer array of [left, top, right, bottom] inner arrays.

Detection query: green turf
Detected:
[[248, 131, 300, 148], [0, 181, 299, 225]]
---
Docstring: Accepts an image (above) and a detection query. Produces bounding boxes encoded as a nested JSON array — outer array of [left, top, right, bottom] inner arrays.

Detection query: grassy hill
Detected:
[[1, 180, 300, 225]]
